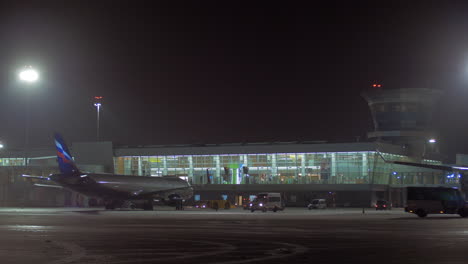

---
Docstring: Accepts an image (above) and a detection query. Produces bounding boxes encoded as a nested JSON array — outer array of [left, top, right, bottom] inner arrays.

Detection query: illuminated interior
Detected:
[[113, 151, 451, 185]]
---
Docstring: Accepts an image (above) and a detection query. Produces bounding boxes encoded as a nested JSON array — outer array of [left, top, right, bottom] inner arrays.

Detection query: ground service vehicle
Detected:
[[194, 201, 208, 208], [308, 199, 327, 209], [250, 193, 284, 212], [207, 200, 231, 210], [405, 187, 468, 218], [375, 200, 391, 210], [242, 196, 252, 210]]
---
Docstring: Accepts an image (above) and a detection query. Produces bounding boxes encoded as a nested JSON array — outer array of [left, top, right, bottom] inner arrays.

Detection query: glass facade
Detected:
[[0, 158, 26, 166], [114, 151, 454, 186]]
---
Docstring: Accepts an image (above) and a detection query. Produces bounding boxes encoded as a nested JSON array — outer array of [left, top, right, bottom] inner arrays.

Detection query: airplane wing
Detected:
[[377, 150, 468, 171], [33, 183, 63, 189], [137, 187, 193, 200], [22, 174, 51, 180], [23, 175, 62, 188]]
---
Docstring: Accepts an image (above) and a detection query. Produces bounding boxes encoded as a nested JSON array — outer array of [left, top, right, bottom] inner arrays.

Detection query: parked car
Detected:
[[375, 200, 391, 210], [308, 199, 327, 209]]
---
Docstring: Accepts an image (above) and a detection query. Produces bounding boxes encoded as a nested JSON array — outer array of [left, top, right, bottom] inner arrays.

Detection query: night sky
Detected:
[[1, 2, 468, 161]]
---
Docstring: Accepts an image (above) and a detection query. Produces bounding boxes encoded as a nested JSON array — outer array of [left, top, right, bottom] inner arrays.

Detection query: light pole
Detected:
[[94, 96, 103, 141], [423, 138, 437, 158], [18, 66, 39, 166], [19, 67, 39, 83]]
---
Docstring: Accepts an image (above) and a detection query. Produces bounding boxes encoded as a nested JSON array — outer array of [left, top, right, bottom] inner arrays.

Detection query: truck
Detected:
[[405, 187, 468, 218], [250, 192, 284, 212]]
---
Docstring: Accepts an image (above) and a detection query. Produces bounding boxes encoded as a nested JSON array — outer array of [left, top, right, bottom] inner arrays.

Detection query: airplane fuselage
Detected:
[[49, 173, 193, 201]]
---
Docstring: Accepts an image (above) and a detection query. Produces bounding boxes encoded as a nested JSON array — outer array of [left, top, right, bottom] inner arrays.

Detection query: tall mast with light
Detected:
[[94, 96, 103, 141], [18, 66, 39, 166]]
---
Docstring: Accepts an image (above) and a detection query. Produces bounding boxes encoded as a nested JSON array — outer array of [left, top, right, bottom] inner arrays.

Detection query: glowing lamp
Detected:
[[19, 68, 39, 82]]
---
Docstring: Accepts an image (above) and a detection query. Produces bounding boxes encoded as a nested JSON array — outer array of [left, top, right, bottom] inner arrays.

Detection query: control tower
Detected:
[[362, 87, 442, 158]]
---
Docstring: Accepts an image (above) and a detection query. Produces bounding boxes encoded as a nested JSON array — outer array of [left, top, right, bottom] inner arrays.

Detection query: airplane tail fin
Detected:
[[54, 133, 80, 175]]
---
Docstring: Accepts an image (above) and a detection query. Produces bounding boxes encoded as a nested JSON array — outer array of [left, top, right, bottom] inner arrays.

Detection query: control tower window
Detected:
[[401, 120, 417, 129], [405, 104, 418, 112], [374, 104, 386, 112], [391, 104, 402, 112]]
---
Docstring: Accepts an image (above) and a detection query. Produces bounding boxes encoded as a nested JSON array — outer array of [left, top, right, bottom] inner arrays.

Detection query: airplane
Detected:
[[23, 133, 193, 210]]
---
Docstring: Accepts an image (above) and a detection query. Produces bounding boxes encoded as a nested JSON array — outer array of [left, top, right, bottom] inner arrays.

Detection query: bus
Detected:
[[250, 193, 284, 212], [405, 187, 468, 218]]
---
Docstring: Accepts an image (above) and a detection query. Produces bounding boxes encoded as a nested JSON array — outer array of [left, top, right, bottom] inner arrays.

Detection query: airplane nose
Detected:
[[185, 179, 192, 187], [176, 178, 193, 200]]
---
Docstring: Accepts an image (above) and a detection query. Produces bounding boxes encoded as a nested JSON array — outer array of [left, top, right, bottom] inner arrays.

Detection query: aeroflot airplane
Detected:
[[23, 133, 193, 210]]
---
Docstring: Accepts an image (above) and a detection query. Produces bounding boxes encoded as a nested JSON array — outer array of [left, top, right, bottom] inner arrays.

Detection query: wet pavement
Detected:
[[1, 207, 468, 263]]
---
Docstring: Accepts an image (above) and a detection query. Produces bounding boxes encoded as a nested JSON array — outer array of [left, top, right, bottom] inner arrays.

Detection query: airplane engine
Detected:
[[164, 193, 182, 206], [157, 186, 193, 205]]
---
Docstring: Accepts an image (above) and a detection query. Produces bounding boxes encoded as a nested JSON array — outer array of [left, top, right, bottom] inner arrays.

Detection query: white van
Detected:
[[250, 193, 284, 212], [308, 199, 327, 209]]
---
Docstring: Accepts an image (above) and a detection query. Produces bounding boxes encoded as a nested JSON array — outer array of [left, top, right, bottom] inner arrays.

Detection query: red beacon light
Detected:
[[94, 96, 103, 107]]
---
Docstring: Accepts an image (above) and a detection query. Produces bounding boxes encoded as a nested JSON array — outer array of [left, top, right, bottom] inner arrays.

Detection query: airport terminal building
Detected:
[[0, 140, 452, 208], [0, 88, 459, 207]]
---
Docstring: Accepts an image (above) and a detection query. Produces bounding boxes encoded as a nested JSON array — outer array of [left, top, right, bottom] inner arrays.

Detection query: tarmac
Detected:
[[1, 206, 468, 264]]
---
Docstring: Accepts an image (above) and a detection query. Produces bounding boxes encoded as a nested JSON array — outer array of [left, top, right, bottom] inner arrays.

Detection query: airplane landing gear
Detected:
[[143, 200, 154, 211], [121, 200, 137, 210], [104, 201, 116, 210], [104, 200, 122, 210]]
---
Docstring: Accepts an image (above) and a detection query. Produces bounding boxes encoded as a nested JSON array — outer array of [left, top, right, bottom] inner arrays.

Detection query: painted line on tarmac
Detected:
[[214, 241, 309, 264], [107, 239, 237, 264], [84, 238, 308, 264], [48, 241, 87, 264]]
